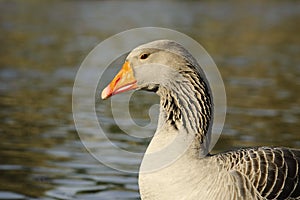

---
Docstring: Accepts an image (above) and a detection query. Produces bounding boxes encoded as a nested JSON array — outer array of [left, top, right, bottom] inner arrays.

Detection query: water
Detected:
[[0, 1, 299, 199]]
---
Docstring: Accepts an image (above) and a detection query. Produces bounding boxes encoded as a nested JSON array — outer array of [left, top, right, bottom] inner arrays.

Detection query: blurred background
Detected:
[[0, 0, 299, 199]]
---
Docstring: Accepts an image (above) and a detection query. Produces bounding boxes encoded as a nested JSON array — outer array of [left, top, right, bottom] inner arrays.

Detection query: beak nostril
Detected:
[[114, 77, 121, 86]]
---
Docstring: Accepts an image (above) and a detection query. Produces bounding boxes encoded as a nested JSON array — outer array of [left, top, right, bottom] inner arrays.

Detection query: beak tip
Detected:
[[101, 86, 111, 100]]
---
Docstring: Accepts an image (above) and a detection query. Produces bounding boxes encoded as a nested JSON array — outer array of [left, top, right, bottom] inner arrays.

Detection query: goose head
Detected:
[[101, 40, 202, 99], [101, 40, 213, 156]]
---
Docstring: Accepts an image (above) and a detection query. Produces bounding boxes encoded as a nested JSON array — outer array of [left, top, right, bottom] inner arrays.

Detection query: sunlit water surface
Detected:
[[0, 1, 299, 199]]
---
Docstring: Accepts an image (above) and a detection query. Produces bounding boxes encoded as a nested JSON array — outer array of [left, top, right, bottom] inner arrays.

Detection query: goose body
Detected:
[[101, 40, 300, 200]]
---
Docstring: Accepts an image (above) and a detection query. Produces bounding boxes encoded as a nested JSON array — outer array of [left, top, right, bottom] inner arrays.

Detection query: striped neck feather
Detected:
[[157, 67, 213, 157]]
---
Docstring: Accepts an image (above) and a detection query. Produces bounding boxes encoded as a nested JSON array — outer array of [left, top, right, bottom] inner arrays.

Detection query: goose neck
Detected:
[[157, 72, 213, 156]]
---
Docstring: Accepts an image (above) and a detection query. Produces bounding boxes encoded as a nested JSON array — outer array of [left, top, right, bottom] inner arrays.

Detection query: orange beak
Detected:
[[101, 61, 137, 99]]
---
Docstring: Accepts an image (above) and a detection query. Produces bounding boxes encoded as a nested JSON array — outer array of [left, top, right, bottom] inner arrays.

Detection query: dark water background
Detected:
[[0, 1, 299, 199]]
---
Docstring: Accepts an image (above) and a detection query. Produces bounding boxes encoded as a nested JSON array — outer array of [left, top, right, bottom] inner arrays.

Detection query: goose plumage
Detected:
[[101, 40, 300, 200]]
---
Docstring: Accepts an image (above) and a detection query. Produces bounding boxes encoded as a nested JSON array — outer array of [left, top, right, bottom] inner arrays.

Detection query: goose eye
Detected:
[[140, 53, 149, 60]]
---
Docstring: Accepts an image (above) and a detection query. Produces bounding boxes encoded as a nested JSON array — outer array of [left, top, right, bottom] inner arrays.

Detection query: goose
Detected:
[[101, 40, 300, 200]]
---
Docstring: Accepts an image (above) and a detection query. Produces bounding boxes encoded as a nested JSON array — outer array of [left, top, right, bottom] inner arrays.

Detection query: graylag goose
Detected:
[[101, 40, 300, 200]]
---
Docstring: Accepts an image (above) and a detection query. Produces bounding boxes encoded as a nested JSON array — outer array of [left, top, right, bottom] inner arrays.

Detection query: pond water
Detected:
[[0, 1, 300, 199]]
